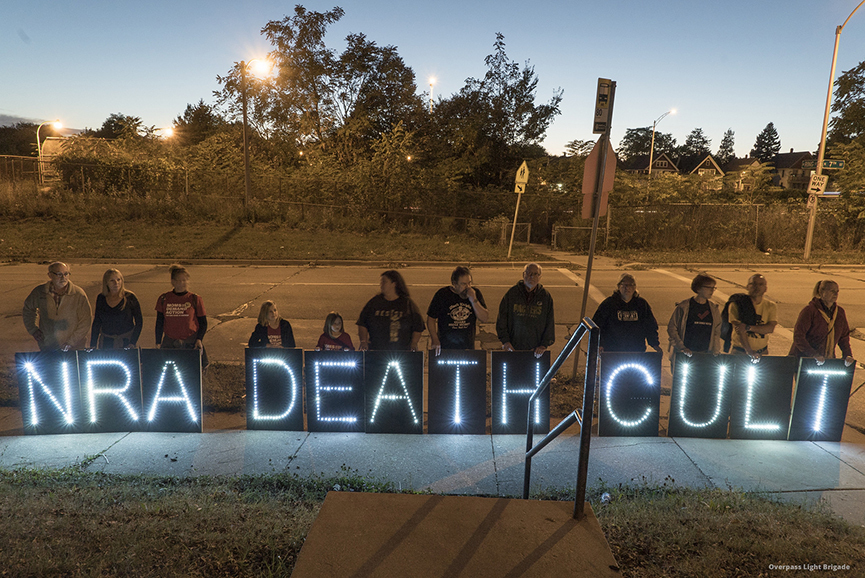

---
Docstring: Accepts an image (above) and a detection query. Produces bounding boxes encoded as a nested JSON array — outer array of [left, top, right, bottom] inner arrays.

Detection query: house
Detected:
[[687, 154, 725, 190], [722, 157, 762, 192], [772, 149, 813, 190], [623, 152, 679, 175]]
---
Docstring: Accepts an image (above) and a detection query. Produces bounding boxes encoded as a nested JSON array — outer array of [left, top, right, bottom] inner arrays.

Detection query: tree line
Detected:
[[2, 5, 865, 238]]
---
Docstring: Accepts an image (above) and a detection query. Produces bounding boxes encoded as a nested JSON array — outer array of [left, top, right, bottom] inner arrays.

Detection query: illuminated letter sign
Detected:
[[729, 356, 795, 440], [79, 349, 142, 433], [788, 359, 855, 442], [491, 351, 550, 435], [245, 348, 304, 431], [140, 349, 203, 433], [364, 352, 424, 434], [305, 350, 364, 432], [428, 350, 486, 434], [16, 351, 82, 435], [668, 354, 732, 439], [598, 352, 661, 437]]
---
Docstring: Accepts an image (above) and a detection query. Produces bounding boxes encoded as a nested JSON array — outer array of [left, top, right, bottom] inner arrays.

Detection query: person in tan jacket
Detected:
[[22, 261, 92, 351]]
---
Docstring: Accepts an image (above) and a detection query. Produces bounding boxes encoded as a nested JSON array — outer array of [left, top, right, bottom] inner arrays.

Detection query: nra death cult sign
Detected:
[[16, 350, 852, 441]]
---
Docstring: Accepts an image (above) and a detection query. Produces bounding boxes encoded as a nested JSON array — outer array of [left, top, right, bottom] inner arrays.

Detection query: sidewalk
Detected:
[[1, 407, 864, 527]]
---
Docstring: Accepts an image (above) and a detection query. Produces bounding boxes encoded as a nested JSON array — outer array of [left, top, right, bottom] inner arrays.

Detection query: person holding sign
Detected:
[[427, 266, 488, 355], [155, 264, 209, 368], [667, 274, 721, 361], [789, 280, 854, 366], [90, 268, 143, 349], [248, 301, 296, 348], [728, 273, 777, 362], [316, 311, 354, 351], [592, 273, 661, 354], [496, 263, 555, 358], [23, 261, 92, 352], [357, 270, 425, 351]]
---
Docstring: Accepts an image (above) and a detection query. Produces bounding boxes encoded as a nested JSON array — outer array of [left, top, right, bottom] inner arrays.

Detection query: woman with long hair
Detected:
[[789, 280, 855, 366], [356, 270, 424, 351], [90, 268, 143, 349]]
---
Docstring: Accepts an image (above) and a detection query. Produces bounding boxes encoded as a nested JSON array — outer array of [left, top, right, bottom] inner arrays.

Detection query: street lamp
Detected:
[[804, 0, 865, 260], [239, 58, 273, 208], [36, 120, 62, 185], [429, 77, 436, 114], [647, 109, 675, 177]]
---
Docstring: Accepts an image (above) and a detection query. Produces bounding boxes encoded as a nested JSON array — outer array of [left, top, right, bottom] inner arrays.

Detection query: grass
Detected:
[[1, 468, 862, 577], [0, 218, 539, 262], [601, 247, 865, 265]]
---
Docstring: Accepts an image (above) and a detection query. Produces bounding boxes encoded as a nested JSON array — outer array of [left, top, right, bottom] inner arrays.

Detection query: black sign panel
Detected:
[[16, 351, 83, 435], [245, 348, 305, 431], [78, 348, 143, 433], [305, 350, 364, 432], [729, 355, 796, 440], [668, 353, 732, 439], [140, 349, 203, 433], [491, 351, 551, 435], [428, 350, 487, 434], [788, 359, 855, 442], [364, 352, 424, 434], [598, 352, 662, 437]]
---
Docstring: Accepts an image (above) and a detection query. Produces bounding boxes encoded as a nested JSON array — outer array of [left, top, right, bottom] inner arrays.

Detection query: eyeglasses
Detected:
[[702, 286, 716, 291], [525, 272, 541, 278], [619, 283, 636, 288], [50, 271, 71, 277]]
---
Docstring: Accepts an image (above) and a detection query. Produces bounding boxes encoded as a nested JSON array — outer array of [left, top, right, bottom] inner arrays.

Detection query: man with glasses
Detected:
[[23, 261, 92, 351], [667, 274, 722, 363], [496, 263, 555, 358]]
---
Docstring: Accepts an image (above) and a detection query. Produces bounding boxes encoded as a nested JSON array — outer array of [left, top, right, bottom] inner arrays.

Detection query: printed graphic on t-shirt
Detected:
[[165, 301, 193, 317], [375, 309, 405, 343], [618, 310, 638, 321], [448, 303, 473, 330]]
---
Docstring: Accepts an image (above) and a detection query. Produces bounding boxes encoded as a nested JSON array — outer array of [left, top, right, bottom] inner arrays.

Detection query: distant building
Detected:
[[687, 154, 724, 191], [623, 152, 679, 175], [722, 157, 762, 192], [772, 149, 813, 191]]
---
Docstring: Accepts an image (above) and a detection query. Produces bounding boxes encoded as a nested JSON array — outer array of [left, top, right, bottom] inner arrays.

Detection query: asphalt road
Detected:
[[3, 259, 865, 431]]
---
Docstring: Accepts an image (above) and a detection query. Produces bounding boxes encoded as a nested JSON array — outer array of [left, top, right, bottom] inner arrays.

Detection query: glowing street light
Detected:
[[647, 109, 675, 177], [804, 0, 865, 260], [429, 77, 436, 114], [36, 120, 62, 185], [240, 58, 273, 208]]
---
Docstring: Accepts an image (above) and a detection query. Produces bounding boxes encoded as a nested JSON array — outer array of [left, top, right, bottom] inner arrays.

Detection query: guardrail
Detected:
[[523, 317, 600, 520]]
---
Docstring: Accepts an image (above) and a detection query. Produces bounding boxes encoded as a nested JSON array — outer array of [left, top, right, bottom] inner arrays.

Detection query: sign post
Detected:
[[507, 161, 529, 259], [573, 78, 617, 375], [803, 173, 829, 260]]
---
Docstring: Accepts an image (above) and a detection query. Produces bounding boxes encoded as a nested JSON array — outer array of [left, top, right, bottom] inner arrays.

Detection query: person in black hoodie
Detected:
[[592, 273, 661, 354]]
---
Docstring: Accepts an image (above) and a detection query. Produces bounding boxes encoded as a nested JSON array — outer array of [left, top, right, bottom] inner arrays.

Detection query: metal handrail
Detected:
[[523, 317, 600, 520]]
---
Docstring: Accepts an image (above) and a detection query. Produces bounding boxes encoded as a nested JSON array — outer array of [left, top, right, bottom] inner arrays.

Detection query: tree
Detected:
[[0, 122, 40, 156], [173, 100, 227, 147], [86, 113, 144, 140], [716, 129, 735, 165], [750, 122, 781, 163], [565, 139, 594, 157], [828, 60, 865, 146], [430, 33, 562, 186], [617, 127, 676, 161], [677, 127, 712, 169]]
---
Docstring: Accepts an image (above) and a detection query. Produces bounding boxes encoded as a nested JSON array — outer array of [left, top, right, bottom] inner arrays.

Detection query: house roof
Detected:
[[688, 154, 724, 176], [772, 150, 813, 169], [722, 157, 761, 172]]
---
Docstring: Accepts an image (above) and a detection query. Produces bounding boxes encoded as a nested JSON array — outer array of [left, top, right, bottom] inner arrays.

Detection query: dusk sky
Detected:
[[4, 0, 865, 158]]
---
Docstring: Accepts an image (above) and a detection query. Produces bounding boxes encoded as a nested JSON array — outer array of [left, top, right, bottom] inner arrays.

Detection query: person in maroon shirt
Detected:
[[155, 264, 208, 367], [789, 280, 855, 366], [316, 312, 355, 351]]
